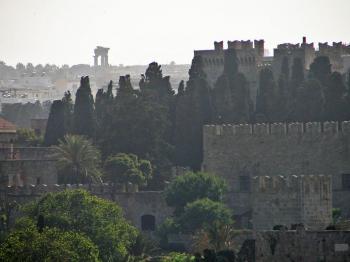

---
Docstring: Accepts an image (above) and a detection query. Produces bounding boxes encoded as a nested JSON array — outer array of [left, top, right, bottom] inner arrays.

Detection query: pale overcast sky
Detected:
[[0, 0, 349, 66]]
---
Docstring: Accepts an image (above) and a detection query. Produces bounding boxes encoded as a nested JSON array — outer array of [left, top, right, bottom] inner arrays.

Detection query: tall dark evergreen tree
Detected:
[[290, 57, 304, 98], [44, 100, 65, 146], [309, 56, 332, 85], [213, 49, 251, 124], [293, 79, 324, 122], [62, 91, 73, 134], [255, 68, 277, 122], [174, 55, 212, 170], [275, 56, 289, 121], [73, 76, 95, 138], [324, 72, 347, 121]]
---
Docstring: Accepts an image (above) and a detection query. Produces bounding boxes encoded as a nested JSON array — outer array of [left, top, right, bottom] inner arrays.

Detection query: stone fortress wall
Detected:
[[195, 37, 350, 110], [194, 40, 264, 105], [203, 121, 350, 227], [254, 229, 350, 262], [1, 183, 173, 232], [252, 175, 332, 230], [0, 147, 57, 186]]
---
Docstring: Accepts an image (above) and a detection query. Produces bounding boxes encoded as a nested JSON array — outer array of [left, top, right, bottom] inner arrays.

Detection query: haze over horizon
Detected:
[[0, 0, 349, 67]]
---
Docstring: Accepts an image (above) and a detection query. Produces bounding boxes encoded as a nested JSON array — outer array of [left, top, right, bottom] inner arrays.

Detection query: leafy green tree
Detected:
[[103, 153, 152, 186], [179, 198, 233, 233], [161, 252, 194, 262], [16, 128, 42, 146], [0, 223, 100, 261], [164, 172, 227, 215], [73, 76, 95, 138], [54, 135, 102, 184], [22, 189, 138, 261]]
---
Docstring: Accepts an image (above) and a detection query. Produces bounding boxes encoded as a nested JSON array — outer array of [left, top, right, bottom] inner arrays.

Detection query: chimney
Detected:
[[302, 36, 307, 44]]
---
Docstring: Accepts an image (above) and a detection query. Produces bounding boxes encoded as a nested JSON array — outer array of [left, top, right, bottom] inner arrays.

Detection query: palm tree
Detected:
[[54, 134, 102, 184]]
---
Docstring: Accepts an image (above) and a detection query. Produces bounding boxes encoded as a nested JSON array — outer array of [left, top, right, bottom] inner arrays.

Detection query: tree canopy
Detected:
[[22, 189, 138, 261], [164, 172, 227, 215], [103, 153, 152, 186]]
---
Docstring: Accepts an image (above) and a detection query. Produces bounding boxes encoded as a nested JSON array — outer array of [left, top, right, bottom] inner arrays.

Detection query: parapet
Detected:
[[2, 183, 141, 197], [203, 121, 348, 137], [252, 175, 332, 194], [214, 41, 224, 51]]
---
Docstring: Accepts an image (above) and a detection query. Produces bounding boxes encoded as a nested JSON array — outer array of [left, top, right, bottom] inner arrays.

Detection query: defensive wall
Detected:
[[203, 121, 350, 225], [1, 183, 173, 232], [252, 175, 332, 230], [0, 147, 57, 186], [254, 229, 350, 262]]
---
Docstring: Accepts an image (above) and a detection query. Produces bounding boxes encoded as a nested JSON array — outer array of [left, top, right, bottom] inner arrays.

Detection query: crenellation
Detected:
[[234, 124, 252, 135], [323, 121, 338, 134], [305, 122, 321, 134], [252, 175, 332, 230], [270, 123, 286, 135], [288, 122, 304, 135], [204, 121, 350, 138], [253, 123, 269, 135], [341, 121, 350, 134]]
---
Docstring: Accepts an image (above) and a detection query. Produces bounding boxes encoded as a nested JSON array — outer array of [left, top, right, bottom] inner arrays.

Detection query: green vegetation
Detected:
[[164, 171, 227, 215], [104, 153, 152, 186], [159, 172, 233, 251], [16, 128, 43, 146], [20, 189, 138, 261], [0, 221, 100, 262], [54, 135, 102, 184]]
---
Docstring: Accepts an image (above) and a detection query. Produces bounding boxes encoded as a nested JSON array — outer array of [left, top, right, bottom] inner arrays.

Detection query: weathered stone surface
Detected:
[[202, 122, 350, 227]]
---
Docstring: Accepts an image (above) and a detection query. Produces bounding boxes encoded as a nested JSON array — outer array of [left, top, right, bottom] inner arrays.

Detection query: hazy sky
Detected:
[[0, 0, 349, 67]]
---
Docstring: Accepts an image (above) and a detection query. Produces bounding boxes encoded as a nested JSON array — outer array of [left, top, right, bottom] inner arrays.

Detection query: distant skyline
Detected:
[[0, 0, 349, 67]]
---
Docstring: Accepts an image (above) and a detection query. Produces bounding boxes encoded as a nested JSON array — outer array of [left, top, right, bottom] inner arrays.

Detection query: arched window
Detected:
[[141, 214, 155, 231]]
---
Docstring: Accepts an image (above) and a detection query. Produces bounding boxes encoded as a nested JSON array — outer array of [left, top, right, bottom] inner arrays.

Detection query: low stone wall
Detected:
[[1, 184, 173, 232], [255, 229, 350, 262]]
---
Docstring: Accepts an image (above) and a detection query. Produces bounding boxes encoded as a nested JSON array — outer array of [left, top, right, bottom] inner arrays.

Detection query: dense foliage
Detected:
[[44, 54, 350, 186], [21, 189, 138, 261], [104, 153, 152, 186], [54, 135, 102, 184], [164, 172, 227, 215], [0, 220, 100, 262]]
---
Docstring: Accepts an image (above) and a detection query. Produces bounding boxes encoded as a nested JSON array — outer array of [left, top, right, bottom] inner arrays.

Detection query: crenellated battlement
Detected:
[[204, 121, 348, 137], [1, 183, 141, 197], [252, 175, 332, 194]]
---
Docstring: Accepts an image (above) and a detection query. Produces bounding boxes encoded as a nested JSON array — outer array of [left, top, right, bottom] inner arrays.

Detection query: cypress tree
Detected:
[[309, 56, 332, 85], [290, 57, 304, 98], [44, 100, 65, 146], [174, 56, 212, 170], [213, 49, 251, 124], [73, 76, 95, 138], [324, 72, 347, 121], [256, 68, 277, 122]]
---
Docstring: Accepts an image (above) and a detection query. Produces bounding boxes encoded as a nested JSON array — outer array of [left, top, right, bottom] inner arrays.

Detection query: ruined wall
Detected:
[[203, 121, 350, 219], [1, 184, 173, 232], [255, 229, 350, 262], [252, 175, 332, 230]]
